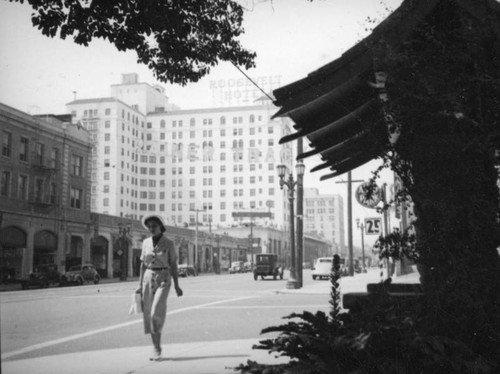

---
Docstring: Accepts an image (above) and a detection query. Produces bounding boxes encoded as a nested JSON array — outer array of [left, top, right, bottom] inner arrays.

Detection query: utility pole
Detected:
[[382, 183, 391, 279], [296, 137, 304, 287], [249, 218, 254, 269], [336, 172, 364, 276], [356, 218, 366, 272]]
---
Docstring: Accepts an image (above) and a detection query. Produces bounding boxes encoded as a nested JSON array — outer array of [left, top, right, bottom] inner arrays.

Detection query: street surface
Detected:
[[1, 270, 331, 363]]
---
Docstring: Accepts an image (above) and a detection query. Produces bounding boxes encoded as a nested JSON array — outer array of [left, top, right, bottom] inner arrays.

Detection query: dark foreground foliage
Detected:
[[235, 255, 500, 374]]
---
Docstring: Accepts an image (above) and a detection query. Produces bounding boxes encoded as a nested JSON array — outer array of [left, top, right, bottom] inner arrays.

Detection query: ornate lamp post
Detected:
[[277, 162, 305, 289], [356, 218, 366, 273], [117, 222, 131, 281]]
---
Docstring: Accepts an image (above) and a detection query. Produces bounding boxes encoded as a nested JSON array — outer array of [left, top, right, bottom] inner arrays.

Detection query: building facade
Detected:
[[0, 101, 286, 279], [66, 74, 295, 232], [0, 103, 93, 278], [304, 188, 345, 255]]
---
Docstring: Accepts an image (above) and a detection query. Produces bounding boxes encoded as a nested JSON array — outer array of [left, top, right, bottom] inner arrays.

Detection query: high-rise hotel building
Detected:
[[67, 74, 294, 231]]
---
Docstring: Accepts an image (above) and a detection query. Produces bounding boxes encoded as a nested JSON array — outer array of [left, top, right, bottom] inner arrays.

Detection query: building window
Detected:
[[71, 155, 84, 176], [34, 178, 44, 201], [70, 188, 83, 209], [18, 174, 28, 200], [1, 171, 11, 196], [2, 131, 12, 157], [190, 118, 196, 126], [49, 182, 56, 204], [51, 148, 59, 168], [34, 142, 44, 165], [19, 137, 29, 162]]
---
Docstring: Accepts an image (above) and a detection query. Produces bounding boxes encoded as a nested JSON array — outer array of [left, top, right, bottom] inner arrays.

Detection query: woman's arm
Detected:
[[171, 261, 183, 297], [168, 240, 183, 297], [137, 241, 147, 293]]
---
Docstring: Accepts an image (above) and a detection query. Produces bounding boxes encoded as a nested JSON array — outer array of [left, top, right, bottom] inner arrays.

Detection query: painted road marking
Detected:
[[1, 296, 254, 360]]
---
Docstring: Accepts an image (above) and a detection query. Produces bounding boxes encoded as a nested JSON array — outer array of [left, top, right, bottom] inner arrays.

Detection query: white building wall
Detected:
[[304, 188, 345, 254], [67, 99, 146, 219], [66, 76, 294, 231], [110, 73, 174, 114]]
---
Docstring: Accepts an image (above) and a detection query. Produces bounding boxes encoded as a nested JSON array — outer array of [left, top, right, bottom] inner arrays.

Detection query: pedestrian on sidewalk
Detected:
[[137, 214, 183, 361]]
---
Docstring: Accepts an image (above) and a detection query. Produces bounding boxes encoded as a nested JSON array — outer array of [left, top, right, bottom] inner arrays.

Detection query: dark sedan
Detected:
[[22, 264, 67, 289], [177, 264, 197, 277]]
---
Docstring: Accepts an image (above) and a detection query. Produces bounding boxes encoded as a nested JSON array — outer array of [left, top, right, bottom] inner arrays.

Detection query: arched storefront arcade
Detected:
[[0, 226, 26, 282], [91, 236, 109, 278], [33, 230, 57, 267]]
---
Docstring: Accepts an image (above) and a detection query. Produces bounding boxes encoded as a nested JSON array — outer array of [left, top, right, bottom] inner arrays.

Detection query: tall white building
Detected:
[[304, 188, 345, 255], [67, 74, 295, 231]]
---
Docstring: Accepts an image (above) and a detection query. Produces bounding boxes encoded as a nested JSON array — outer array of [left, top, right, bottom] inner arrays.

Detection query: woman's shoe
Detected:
[[150, 348, 162, 361]]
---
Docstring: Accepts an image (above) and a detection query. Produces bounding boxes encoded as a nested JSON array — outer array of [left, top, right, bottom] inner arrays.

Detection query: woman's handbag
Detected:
[[128, 292, 143, 314]]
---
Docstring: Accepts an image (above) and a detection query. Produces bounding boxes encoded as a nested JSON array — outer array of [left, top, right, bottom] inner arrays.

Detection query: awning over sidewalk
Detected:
[[272, 0, 500, 180]]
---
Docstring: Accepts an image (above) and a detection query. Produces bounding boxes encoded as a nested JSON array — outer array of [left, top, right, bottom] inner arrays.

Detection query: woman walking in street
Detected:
[[137, 214, 183, 360]]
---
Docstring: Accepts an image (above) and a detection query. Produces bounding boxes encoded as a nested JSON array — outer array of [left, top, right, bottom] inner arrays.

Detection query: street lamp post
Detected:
[[356, 218, 366, 272], [277, 163, 305, 290], [118, 222, 131, 281], [191, 208, 205, 273]]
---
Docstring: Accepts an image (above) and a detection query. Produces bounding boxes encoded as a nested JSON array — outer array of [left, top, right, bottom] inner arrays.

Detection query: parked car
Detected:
[[312, 257, 333, 280], [0, 266, 18, 284], [229, 261, 244, 274], [253, 254, 283, 280], [177, 264, 197, 277], [65, 264, 101, 285], [243, 262, 253, 273], [22, 264, 67, 289]]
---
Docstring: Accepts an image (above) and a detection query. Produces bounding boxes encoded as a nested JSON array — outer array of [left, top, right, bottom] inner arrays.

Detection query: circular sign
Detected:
[[355, 182, 382, 209]]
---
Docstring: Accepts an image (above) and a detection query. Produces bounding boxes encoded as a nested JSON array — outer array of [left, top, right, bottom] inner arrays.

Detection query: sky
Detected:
[[0, 0, 404, 248]]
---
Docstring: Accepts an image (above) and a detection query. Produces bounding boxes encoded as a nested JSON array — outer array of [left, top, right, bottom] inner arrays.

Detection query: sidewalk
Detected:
[[2, 269, 420, 374], [2, 339, 288, 374], [277, 268, 420, 295]]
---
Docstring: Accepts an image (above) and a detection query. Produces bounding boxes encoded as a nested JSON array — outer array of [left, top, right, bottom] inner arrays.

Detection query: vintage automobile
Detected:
[[65, 264, 101, 285], [177, 264, 198, 277], [22, 264, 67, 289], [312, 257, 333, 280], [243, 262, 253, 273], [229, 261, 244, 274], [253, 254, 283, 280]]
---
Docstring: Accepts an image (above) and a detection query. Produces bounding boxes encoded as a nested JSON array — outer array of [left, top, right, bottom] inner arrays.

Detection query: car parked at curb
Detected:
[[22, 264, 67, 289], [229, 261, 244, 274], [65, 264, 101, 285], [177, 264, 198, 277]]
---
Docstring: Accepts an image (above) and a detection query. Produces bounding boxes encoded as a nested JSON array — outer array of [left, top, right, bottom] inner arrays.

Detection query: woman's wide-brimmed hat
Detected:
[[141, 214, 167, 231]]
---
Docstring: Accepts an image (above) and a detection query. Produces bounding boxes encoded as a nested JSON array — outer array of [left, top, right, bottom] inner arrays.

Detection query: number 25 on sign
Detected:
[[364, 218, 382, 235]]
